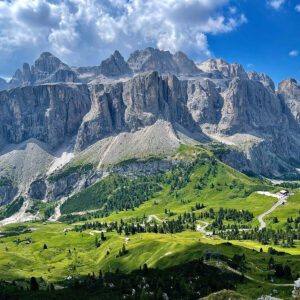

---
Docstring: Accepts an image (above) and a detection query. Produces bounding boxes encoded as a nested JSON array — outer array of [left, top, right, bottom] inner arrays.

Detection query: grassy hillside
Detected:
[[0, 145, 299, 299]]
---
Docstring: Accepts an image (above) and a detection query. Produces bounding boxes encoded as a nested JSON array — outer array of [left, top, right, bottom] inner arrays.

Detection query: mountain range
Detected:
[[0, 47, 299, 206]]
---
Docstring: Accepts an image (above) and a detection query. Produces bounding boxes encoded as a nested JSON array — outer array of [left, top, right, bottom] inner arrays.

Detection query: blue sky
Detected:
[[0, 0, 299, 85]]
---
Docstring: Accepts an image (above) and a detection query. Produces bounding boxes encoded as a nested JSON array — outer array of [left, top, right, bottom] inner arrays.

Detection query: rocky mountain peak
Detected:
[[278, 78, 298, 91], [9, 52, 78, 88], [197, 58, 247, 79], [127, 47, 199, 75], [34, 51, 69, 74], [247, 71, 275, 91], [99, 50, 132, 77], [128, 47, 177, 74], [173, 51, 201, 75]]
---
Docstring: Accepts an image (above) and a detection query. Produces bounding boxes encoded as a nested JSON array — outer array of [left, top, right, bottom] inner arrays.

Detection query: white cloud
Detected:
[[0, 0, 247, 72], [295, 4, 300, 12], [289, 50, 299, 57], [267, 0, 285, 10]]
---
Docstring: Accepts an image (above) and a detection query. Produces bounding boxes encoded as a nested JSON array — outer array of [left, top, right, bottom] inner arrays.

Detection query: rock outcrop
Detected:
[[0, 78, 8, 91], [247, 71, 275, 91], [197, 58, 247, 79], [217, 77, 286, 134], [0, 84, 91, 148], [9, 52, 79, 88], [75, 71, 197, 150], [0, 178, 17, 205], [127, 47, 200, 75], [99, 50, 132, 77], [278, 78, 300, 124], [0, 48, 300, 207]]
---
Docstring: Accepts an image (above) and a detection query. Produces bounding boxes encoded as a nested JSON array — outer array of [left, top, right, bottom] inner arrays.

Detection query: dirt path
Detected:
[[209, 261, 294, 287], [89, 230, 106, 236], [256, 191, 288, 230], [197, 221, 209, 232], [147, 214, 163, 222]]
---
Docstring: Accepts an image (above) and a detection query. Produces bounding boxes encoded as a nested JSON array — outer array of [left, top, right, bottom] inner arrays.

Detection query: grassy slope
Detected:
[[0, 222, 298, 299], [90, 146, 275, 228], [0, 145, 299, 299]]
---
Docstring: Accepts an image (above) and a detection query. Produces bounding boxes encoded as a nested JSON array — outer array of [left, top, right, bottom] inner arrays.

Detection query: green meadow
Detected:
[[0, 145, 299, 299]]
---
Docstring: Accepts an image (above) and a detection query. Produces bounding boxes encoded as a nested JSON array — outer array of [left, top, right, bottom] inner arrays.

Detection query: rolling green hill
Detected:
[[0, 145, 299, 299]]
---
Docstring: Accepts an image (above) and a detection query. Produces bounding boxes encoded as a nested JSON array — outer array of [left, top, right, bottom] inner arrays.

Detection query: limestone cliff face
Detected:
[[0, 180, 17, 205], [186, 79, 223, 124], [247, 71, 275, 91], [0, 84, 91, 148], [218, 78, 286, 134], [75, 72, 196, 150], [0, 78, 8, 91], [278, 78, 300, 124], [1, 49, 300, 207]]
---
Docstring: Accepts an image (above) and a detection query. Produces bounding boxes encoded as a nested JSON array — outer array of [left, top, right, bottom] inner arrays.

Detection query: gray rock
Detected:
[[218, 77, 285, 134], [186, 79, 223, 124], [0, 84, 91, 148], [1, 49, 300, 207], [75, 71, 196, 150], [0, 178, 18, 205], [0, 77, 8, 91], [127, 47, 200, 75], [278, 78, 300, 124], [29, 179, 47, 200], [173, 51, 201, 75], [99, 50, 132, 77], [247, 71, 275, 91], [9, 52, 79, 88], [197, 58, 247, 79]]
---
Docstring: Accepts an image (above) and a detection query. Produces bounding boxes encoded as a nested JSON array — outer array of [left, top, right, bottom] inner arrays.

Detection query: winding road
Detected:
[[256, 191, 288, 230]]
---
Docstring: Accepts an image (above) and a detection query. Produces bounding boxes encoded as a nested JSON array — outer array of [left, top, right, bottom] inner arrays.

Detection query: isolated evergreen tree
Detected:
[[30, 277, 39, 291]]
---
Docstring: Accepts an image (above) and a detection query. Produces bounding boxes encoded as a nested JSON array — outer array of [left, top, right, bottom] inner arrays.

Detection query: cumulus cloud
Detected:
[[0, 0, 246, 74], [295, 4, 300, 12], [267, 0, 286, 10], [289, 50, 299, 57]]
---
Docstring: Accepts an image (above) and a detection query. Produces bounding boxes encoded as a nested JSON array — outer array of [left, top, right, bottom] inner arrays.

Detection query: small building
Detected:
[[280, 190, 289, 195]]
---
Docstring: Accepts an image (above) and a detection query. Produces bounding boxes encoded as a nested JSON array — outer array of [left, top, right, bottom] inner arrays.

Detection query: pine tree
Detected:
[[30, 277, 39, 291]]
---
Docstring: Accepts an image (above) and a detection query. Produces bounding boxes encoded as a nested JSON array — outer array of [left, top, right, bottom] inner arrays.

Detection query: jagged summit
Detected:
[[34, 51, 69, 73], [9, 52, 79, 88], [127, 47, 200, 75], [247, 71, 275, 91], [99, 50, 132, 77], [1, 47, 300, 197], [197, 58, 247, 79]]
